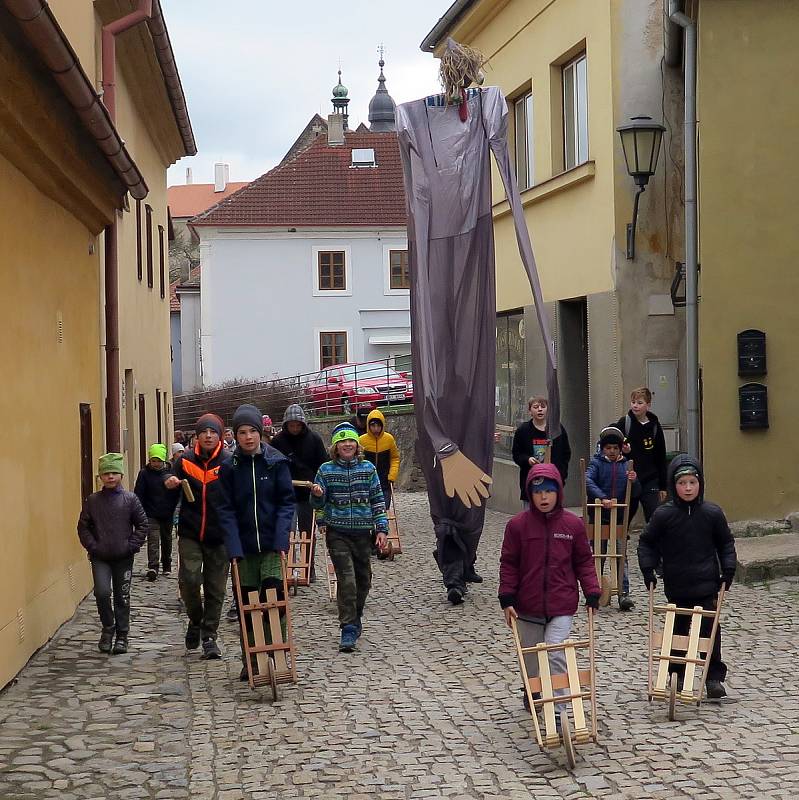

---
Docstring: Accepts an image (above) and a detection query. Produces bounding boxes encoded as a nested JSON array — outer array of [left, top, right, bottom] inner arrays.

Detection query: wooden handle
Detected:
[[291, 480, 313, 488], [181, 479, 195, 503]]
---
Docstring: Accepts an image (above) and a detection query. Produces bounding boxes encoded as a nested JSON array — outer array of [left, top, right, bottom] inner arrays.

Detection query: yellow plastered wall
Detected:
[[0, 153, 101, 687], [698, 1, 799, 519]]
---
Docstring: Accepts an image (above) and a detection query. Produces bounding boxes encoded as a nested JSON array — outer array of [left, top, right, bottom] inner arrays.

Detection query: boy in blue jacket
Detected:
[[218, 404, 296, 680]]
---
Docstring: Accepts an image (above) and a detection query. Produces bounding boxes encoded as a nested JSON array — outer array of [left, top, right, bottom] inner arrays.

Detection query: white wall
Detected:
[[198, 227, 409, 384], [179, 290, 201, 391]]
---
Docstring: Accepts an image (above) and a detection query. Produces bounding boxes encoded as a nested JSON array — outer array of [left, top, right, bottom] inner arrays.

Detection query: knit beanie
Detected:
[[331, 422, 359, 446], [148, 443, 168, 462], [170, 443, 185, 457], [98, 452, 124, 475], [674, 464, 699, 480], [195, 413, 224, 437], [262, 415, 273, 428], [283, 404, 306, 425], [599, 426, 625, 447], [530, 476, 559, 494], [232, 404, 264, 434]]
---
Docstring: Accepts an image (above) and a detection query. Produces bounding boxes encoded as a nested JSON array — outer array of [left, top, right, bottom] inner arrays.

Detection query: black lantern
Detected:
[[617, 116, 666, 260]]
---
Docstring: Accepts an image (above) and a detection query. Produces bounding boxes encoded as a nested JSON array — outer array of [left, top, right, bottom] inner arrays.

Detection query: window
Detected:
[[158, 225, 165, 299], [563, 53, 588, 170], [514, 91, 534, 189], [145, 204, 154, 288], [351, 148, 376, 167], [155, 388, 162, 441], [389, 250, 410, 290], [318, 251, 346, 290], [138, 393, 147, 469], [135, 199, 142, 281], [319, 332, 347, 368], [79, 403, 93, 504]]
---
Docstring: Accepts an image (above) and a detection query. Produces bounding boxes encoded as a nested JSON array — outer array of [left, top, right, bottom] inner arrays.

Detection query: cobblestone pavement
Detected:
[[2, 493, 799, 799]]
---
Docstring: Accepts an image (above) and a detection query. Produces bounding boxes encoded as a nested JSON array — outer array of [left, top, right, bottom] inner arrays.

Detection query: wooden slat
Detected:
[[655, 605, 675, 691], [518, 639, 590, 654], [248, 589, 270, 678], [537, 648, 558, 738], [265, 588, 289, 674], [527, 668, 592, 693], [653, 604, 718, 617], [565, 646, 587, 732], [653, 633, 714, 652]]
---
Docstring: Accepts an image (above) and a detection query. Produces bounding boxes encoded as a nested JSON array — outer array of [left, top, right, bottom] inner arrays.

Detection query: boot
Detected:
[[112, 634, 128, 655], [339, 624, 358, 652], [201, 638, 222, 660], [98, 626, 115, 653], [447, 587, 464, 606], [706, 680, 727, 699]]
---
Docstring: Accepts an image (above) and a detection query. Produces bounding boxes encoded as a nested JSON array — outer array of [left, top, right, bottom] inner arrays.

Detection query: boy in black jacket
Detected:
[[616, 387, 667, 526], [638, 455, 736, 698], [512, 396, 571, 509]]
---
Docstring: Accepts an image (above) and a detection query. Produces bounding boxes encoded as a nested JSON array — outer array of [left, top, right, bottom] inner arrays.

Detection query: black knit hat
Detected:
[[232, 404, 264, 435], [195, 413, 224, 438], [598, 426, 625, 447]]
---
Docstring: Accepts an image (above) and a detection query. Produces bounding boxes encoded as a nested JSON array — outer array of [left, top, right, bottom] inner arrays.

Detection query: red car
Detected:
[[306, 363, 413, 415]]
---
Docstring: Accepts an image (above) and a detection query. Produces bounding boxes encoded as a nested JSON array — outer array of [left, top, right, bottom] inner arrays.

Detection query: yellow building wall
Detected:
[[698, 1, 799, 519], [0, 153, 101, 688], [448, 0, 617, 311]]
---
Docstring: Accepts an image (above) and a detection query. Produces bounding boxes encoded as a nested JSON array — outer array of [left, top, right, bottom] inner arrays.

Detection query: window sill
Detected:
[[493, 160, 596, 219]]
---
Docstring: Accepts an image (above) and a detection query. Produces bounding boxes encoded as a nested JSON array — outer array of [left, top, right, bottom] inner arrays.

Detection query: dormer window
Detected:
[[351, 148, 376, 168]]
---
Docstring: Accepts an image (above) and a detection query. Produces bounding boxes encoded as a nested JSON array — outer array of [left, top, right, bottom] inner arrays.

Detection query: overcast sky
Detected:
[[163, 0, 453, 186]]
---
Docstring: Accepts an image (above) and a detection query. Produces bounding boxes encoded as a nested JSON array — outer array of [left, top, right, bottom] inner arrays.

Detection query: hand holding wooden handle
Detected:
[[181, 479, 195, 503]]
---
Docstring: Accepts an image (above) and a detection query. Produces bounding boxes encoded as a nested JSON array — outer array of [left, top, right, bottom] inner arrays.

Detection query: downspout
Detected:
[[669, 1, 699, 457], [664, 0, 683, 68], [101, 0, 154, 452]]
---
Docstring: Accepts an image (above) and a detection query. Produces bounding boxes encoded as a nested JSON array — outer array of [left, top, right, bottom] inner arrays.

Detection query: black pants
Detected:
[[669, 594, 726, 683], [91, 556, 134, 634], [628, 477, 662, 525], [147, 517, 173, 572], [381, 484, 393, 511], [434, 523, 481, 593]]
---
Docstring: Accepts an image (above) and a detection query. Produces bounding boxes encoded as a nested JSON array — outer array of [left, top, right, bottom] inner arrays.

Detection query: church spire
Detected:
[[368, 47, 396, 132]]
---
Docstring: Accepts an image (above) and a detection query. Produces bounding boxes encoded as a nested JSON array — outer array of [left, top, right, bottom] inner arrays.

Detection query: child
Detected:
[[77, 453, 148, 655], [134, 443, 180, 581], [311, 423, 388, 652], [638, 456, 736, 698], [218, 404, 296, 681], [615, 387, 668, 526], [585, 426, 638, 611], [499, 463, 600, 712], [359, 409, 400, 511], [512, 395, 571, 509]]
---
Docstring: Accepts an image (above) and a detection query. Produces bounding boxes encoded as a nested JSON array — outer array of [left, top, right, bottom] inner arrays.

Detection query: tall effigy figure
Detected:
[[396, 40, 559, 604]]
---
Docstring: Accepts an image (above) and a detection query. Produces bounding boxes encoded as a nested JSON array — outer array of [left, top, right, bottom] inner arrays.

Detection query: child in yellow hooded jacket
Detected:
[[359, 409, 400, 509]]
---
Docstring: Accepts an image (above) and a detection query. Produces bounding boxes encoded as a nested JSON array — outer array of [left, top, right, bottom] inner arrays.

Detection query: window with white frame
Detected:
[[514, 91, 534, 190], [563, 53, 588, 170], [319, 331, 348, 368]]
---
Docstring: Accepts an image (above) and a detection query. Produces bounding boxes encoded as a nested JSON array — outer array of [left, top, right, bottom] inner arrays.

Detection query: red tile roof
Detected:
[[168, 182, 250, 218], [192, 131, 407, 228]]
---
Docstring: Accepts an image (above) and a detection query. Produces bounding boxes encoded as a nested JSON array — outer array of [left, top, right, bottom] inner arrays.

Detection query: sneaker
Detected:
[[162, 565, 171, 575], [201, 638, 222, 660], [98, 627, 115, 653], [618, 594, 635, 611], [226, 605, 239, 623], [465, 567, 484, 584], [339, 624, 358, 652], [447, 587, 464, 606], [185, 624, 201, 650], [111, 635, 128, 655], [705, 680, 727, 699], [146, 569, 157, 582]]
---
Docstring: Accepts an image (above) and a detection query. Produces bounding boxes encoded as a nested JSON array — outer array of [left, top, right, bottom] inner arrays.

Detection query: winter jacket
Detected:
[[359, 409, 400, 489], [311, 457, 388, 535], [217, 443, 296, 561], [585, 452, 635, 503], [77, 487, 148, 561], [499, 463, 599, 618], [133, 464, 180, 521], [271, 422, 328, 503], [511, 421, 571, 500], [638, 455, 736, 600], [615, 411, 667, 489], [172, 441, 231, 546]]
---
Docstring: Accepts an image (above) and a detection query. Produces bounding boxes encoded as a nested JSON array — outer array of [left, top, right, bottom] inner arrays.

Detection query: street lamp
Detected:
[[617, 116, 666, 260]]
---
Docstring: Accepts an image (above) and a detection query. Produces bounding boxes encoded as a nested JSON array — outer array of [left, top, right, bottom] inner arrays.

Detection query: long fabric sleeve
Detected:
[[77, 507, 97, 555], [585, 459, 606, 500], [387, 436, 400, 483], [217, 465, 243, 561], [369, 471, 389, 534], [128, 496, 149, 554]]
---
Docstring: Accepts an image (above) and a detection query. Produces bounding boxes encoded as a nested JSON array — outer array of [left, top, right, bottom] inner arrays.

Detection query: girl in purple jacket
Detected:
[[499, 463, 600, 710]]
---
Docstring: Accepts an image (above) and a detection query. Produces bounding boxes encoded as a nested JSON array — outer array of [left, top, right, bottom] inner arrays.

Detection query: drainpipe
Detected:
[[101, 0, 154, 452], [669, 1, 699, 458]]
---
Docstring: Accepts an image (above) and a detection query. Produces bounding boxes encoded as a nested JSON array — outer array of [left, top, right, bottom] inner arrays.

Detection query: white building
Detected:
[[191, 68, 410, 386]]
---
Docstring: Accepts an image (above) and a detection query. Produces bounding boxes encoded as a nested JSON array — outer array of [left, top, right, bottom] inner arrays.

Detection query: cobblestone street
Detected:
[[1, 493, 798, 799]]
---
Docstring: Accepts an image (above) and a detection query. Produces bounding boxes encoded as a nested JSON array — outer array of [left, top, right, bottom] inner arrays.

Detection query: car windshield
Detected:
[[338, 365, 404, 382]]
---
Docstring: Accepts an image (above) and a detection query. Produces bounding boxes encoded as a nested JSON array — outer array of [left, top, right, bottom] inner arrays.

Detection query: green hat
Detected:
[[98, 452, 124, 475], [331, 425, 359, 446], [148, 443, 168, 462]]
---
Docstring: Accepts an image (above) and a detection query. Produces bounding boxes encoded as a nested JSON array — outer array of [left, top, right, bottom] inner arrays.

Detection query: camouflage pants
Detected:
[[326, 530, 372, 627], [178, 538, 229, 641], [236, 551, 286, 667]]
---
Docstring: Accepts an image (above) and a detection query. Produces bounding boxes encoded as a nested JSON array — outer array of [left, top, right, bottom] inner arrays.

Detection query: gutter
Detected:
[[4, 0, 148, 200], [664, 0, 683, 67], [420, 0, 477, 52]]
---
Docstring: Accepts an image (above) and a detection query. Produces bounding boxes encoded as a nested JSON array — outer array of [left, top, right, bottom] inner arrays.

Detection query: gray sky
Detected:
[[163, 0, 452, 186]]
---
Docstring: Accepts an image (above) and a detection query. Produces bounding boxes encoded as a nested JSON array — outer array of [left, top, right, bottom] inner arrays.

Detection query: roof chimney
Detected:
[[214, 162, 228, 192], [327, 114, 345, 146], [185, 167, 193, 184]]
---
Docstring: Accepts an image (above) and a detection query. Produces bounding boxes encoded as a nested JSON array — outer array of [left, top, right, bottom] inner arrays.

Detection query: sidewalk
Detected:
[[1, 494, 798, 799]]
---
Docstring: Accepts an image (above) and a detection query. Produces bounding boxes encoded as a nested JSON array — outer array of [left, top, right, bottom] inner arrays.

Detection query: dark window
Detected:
[[145, 205, 153, 289], [138, 393, 147, 468], [389, 250, 410, 290], [318, 251, 346, 290], [320, 332, 347, 368], [158, 225, 165, 299], [79, 403, 93, 504], [156, 388, 162, 441], [136, 199, 142, 281]]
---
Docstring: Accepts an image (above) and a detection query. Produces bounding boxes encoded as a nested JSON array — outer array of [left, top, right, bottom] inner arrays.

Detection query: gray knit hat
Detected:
[[283, 404, 307, 425], [232, 403, 263, 434]]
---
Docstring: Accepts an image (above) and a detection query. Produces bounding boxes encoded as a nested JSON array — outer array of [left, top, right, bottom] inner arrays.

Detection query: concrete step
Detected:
[[735, 532, 799, 583]]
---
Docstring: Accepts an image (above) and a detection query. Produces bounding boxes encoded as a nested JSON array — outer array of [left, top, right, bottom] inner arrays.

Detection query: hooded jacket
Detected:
[[172, 441, 231, 546], [77, 486, 149, 561], [499, 463, 600, 618], [615, 410, 667, 489], [638, 455, 736, 599], [359, 409, 400, 488], [270, 406, 328, 503], [133, 463, 180, 521], [511, 421, 571, 500], [217, 443, 296, 561], [585, 452, 635, 503]]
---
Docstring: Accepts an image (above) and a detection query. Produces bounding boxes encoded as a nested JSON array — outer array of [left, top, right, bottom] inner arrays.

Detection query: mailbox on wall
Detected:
[[739, 383, 768, 430], [737, 329, 766, 376]]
